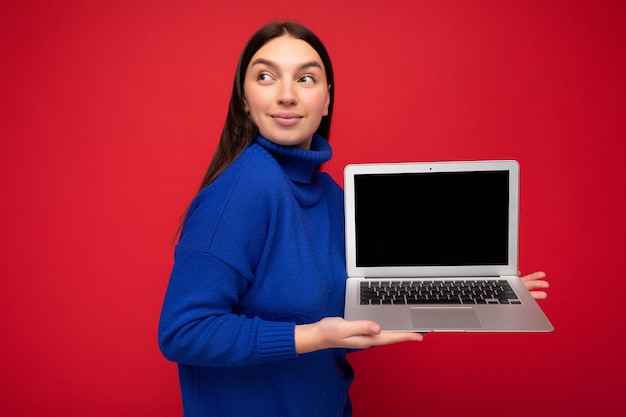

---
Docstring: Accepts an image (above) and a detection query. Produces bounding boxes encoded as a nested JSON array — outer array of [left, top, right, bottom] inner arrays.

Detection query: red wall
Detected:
[[1, 1, 625, 415]]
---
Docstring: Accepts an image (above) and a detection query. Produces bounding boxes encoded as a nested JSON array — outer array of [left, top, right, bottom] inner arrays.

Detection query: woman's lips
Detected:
[[271, 112, 303, 126]]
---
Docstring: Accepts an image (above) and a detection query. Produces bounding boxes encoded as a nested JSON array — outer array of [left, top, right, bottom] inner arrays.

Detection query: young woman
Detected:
[[158, 21, 549, 417]]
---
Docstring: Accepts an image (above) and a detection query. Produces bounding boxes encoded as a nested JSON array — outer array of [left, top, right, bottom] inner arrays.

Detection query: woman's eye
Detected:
[[299, 75, 315, 84], [257, 73, 273, 82]]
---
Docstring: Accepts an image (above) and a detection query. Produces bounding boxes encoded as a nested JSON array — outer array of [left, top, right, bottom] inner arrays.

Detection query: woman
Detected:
[[158, 21, 549, 416]]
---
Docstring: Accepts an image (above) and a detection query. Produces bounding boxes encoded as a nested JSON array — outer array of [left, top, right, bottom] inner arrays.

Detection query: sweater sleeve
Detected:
[[158, 247, 297, 367], [158, 152, 298, 367]]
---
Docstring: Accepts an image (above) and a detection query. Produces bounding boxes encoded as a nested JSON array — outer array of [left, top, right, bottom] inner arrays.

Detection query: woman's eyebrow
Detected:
[[250, 58, 322, 71]]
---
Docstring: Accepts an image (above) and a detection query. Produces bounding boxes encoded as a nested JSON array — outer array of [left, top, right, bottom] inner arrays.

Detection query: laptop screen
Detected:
[[354, 171, 510, 267]]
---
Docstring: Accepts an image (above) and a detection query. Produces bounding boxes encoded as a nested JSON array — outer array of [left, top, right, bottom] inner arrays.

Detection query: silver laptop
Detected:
[[343, 160, 553, 332]]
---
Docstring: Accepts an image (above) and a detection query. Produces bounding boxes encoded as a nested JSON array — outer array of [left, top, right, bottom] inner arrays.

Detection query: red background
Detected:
[[2, 1, 625, 416]]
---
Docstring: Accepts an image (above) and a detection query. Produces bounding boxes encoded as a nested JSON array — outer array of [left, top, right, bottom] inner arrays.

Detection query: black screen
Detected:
[[354, 171, 509, 267]]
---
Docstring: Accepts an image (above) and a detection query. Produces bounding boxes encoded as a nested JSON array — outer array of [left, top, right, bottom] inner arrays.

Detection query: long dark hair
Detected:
[[173, 21, 335, 242]]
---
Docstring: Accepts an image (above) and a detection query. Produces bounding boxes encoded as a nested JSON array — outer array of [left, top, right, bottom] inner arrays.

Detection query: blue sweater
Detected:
[[158, 134, 353, 416]]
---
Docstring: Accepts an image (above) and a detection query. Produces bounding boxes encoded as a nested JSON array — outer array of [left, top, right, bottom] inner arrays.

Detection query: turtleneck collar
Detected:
[[255, 134, 332, 183], [255, 134, 332, 207]]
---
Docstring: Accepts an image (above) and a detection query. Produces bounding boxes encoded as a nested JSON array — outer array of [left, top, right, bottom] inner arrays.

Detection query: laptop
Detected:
[[343, 160, 553, 332]]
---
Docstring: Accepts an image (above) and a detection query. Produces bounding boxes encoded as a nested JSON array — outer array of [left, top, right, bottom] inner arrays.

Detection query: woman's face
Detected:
[[243, 35, 331, 149]]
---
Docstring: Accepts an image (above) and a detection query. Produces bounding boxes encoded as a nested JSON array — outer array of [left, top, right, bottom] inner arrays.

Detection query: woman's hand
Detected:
[[520, 271, 550, 300], [295, 317, 423, 354]]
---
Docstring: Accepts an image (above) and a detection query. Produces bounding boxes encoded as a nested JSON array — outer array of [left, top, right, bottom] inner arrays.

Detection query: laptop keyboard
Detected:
[[359, 279, 521, 305]]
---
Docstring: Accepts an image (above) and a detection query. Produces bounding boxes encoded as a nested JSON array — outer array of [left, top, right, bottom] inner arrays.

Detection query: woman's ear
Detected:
[[242, 95, 249, 113], [323, 85, 331, 116]]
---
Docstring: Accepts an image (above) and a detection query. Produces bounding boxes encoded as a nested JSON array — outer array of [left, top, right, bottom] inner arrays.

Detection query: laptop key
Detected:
[[438, 299, 462, 304]]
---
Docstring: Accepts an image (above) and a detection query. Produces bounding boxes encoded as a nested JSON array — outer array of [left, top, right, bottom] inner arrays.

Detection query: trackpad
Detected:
[[410, 307, 481, 330]]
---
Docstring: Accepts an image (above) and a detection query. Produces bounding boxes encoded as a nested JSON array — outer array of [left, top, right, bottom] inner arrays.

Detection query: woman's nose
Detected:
[[277, 82, 297, 105]]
